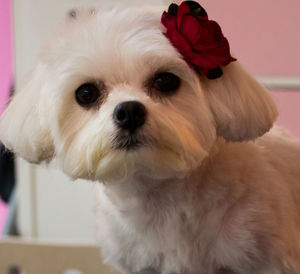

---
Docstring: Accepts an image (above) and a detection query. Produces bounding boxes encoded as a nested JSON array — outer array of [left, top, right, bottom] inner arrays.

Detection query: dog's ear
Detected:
[[202, 62, 278, 142], [0, 63, 55, 163]]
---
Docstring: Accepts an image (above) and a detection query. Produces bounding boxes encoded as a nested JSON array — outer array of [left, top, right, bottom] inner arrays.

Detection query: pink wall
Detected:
[[272, 91, 300, 136], [204, 0, 300, 76], [203, 0, 300, 136], [0, 0, 13, 115]]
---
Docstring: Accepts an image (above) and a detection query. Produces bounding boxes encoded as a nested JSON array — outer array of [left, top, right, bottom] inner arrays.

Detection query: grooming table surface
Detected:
[[0, 237, 120, 274]]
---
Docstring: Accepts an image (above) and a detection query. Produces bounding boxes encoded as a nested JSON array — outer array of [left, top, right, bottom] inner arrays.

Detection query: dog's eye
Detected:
[[152, 72, 180, 95], [75, 83, 100, 107]]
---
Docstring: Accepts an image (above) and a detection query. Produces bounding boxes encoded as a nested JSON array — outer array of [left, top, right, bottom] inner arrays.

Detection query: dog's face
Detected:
[[0, 7, 277, 182]]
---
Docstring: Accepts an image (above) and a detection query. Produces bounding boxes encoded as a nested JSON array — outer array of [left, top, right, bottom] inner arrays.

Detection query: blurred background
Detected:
[[0, 0, 299, 272]]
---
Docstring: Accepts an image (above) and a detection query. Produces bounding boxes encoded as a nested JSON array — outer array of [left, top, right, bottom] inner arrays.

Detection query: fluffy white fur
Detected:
[[1, 6, 300, 274]]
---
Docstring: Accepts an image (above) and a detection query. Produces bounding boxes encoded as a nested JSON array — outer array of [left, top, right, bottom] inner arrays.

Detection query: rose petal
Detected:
[[193, 22, 215, 46], [209, 21, 225, 43], [189, 51, 220, 69], [166, 29, 191, 53], [180, 15, 201, 43], [161, 11, 177, 30], [177, 1, 192, 29]]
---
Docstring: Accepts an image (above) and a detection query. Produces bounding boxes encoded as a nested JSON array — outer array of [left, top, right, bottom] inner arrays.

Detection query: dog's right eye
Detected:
[[75, 83, 100, 107], [151, 72, 181, 95]]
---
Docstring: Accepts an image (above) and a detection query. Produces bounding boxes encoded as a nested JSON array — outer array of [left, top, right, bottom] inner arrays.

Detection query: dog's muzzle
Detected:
[[113, 101, 147, 150]]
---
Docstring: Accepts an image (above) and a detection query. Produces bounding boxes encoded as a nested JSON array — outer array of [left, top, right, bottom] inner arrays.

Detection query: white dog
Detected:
[[0, 2, 300, 274]]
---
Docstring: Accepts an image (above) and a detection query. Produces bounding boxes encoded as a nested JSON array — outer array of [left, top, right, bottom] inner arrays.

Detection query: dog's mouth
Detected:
[[113, 131, 146, 150]]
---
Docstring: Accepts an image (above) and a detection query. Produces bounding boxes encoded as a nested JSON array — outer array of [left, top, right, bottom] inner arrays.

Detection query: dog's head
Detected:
[[0, 6, 277, 182]]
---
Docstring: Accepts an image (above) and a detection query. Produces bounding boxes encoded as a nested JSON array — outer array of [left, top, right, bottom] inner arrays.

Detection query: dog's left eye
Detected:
[[75, 83, 100, 107], [152, 72, 181, 95]]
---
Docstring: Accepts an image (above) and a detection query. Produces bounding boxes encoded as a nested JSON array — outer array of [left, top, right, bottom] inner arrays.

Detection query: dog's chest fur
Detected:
[[94, 174, 268, 274]]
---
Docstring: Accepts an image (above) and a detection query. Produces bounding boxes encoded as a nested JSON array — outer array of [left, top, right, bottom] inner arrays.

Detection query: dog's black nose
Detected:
[[113, 101, 147, 133]]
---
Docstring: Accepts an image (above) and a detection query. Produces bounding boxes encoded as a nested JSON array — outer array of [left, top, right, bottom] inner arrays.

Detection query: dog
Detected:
[[0, 2, 300, 274]]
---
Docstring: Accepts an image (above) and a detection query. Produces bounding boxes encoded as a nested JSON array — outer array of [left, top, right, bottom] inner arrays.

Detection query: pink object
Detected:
[[0, 0, 14, 115], [0, 0, 13, 236], [0, 198, 9, 236], [161, 1, 236, 77]]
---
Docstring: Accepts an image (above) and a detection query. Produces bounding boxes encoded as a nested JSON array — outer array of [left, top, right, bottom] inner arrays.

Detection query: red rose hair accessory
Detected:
[[161, 1, 236, 79]]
